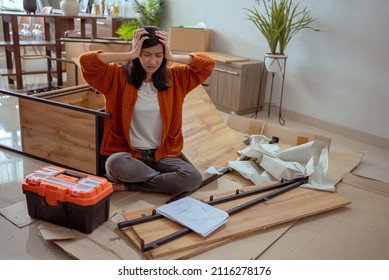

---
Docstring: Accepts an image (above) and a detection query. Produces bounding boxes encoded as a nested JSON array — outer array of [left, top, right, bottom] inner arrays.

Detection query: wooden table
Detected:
[[0, 12, 105, 89]]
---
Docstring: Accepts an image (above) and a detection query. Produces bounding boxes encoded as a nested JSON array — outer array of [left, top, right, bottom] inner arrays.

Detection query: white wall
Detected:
[[162, 0, 389, 141]]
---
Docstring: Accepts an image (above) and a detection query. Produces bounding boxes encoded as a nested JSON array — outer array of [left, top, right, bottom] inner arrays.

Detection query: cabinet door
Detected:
[[209, 65, 242, 111]]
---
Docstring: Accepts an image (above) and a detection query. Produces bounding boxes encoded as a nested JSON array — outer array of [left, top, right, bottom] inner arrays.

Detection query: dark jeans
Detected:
[[105, 151, 202, 194]]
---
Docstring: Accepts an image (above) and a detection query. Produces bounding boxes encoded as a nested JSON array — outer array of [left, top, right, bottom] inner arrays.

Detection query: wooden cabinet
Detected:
[[205, 54, 267, 115]]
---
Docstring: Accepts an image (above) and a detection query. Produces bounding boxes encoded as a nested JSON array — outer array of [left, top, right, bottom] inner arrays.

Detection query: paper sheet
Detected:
[[229, 138, 335, 192], [156, 196, 229, 237], [237, 135, 280, 160]]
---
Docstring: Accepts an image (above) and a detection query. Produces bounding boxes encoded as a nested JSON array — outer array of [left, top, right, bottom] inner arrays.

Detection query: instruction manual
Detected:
[[156, 197, 229, 237]]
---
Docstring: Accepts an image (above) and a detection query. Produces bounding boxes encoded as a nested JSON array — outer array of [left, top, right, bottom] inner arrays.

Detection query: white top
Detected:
[[130, 82, 162, 150]]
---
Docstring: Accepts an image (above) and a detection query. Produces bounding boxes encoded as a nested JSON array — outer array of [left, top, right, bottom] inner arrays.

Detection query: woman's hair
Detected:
[[125, 26, 170, 91]]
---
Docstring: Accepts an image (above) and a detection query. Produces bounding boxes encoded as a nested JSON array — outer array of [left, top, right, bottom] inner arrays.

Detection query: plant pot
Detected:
[[60, 0, 80, 16], [264, 53, 288, 74], [23, 0, 37, 14]]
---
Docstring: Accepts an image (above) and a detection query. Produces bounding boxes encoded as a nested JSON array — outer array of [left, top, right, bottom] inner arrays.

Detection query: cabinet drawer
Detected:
[[213, 67, 240, 76]]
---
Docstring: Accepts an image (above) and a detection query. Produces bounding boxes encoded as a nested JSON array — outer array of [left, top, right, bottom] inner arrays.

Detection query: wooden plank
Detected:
[[49, 91, 105, 110], [121, 225, 236, 260], [182, 86, 246, 172], [121, 183, 351, 259], [18, 93, 104, 174]]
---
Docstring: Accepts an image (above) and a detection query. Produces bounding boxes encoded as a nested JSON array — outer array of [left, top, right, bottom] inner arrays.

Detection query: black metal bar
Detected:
[[252, 62, 266, 119], [268, 72, 275, 117], [0, 88, 111, 118], [207, 176, 307, 207], [117, 176, 307, 229], [94, 115, 101, 176], [165, 167, 231, 204], [118, 210, 163, 228], [0, 145, 89, 175], [133, 177, 308, 252], [141, 228, 192, 252], [226, 180, 305, 215], [278, 59, 287, 125]]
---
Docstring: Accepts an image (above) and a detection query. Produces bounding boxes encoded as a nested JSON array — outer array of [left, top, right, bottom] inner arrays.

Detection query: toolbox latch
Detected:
[[45, 186, 66, 206]]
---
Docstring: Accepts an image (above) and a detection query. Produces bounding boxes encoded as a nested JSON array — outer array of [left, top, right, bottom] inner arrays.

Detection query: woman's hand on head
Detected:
[[130, 28, 148, 58], [155, 30, 173, 61]]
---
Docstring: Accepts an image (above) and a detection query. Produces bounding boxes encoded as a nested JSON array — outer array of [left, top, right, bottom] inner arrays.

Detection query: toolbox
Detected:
[[22, 166, 113, 233]]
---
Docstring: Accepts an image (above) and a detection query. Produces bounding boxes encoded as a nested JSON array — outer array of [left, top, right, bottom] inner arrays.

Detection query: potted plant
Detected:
[[246, 0, 318, 72], [134, 0, 164, 27], [116, 0, 164, 40]]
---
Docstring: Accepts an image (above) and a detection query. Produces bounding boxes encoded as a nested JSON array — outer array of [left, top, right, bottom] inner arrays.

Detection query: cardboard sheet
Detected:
[[258, 173, 389, 259], [0, 201, 36, 227], [38, 222, 76, 240], [51, 221, 144, 260], [227, 113, 332, 149]]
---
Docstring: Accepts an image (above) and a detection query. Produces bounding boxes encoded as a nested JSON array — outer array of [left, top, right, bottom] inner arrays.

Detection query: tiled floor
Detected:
[[1, 52, 388, 259]]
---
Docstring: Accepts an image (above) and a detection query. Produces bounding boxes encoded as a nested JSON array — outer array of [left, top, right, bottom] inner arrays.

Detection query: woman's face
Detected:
[[139, 44, 164, 76]]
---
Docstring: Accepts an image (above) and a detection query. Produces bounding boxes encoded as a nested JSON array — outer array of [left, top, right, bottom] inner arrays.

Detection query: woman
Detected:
[[79, 26, 215, 194]]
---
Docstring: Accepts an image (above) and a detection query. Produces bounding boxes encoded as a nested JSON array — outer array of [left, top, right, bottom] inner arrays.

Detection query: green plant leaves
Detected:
[[116, 20, 139, 40], [116, 0, 165, 40], [134, 0, 164, 27], [246, 0, 318, 55]]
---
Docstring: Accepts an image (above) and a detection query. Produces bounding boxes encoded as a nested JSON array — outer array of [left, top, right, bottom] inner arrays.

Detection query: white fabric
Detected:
[[130, 82, 162, 150]]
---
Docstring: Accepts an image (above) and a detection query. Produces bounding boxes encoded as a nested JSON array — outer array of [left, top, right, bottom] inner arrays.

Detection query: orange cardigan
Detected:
[[79, 51, 215, 161]]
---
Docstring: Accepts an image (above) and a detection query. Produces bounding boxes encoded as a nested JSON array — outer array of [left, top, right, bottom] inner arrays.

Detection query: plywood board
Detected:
[[121, 225, 235, 260], [182, 87, 246, 172], [19, 98, 99, 174], [121, 183, 350, 259]]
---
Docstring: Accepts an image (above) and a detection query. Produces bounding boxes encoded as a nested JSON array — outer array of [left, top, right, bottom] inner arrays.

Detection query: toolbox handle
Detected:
[[62, 170, 87, 180]]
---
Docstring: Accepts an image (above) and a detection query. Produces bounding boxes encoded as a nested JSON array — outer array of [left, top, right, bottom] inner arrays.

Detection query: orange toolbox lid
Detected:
[[22, 166, 113, 207]]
